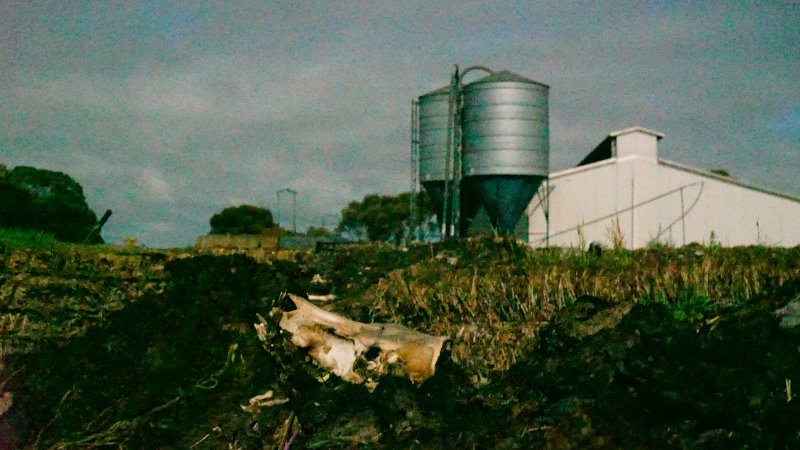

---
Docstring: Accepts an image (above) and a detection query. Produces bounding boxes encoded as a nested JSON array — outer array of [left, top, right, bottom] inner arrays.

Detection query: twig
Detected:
[[84, 406, 112, 432], [36, 389, 73, 448], [786, 379, 793, 402], [189, 433, 210, 448], [144, 395, 182, 415], [284, 430, 298, 450], [277, 413, 296, 450]]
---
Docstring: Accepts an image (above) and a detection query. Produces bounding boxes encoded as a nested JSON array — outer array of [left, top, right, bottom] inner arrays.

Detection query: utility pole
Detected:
[[277, 188, 298, 233]]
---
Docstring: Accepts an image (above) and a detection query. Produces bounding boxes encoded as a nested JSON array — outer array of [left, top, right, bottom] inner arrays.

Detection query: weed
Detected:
[[606, 217, 625, 250], [671, 290, 714, 322], [708, 230, 721, 250], [576, 220, 587, 252], [638, 290, 668, 306]]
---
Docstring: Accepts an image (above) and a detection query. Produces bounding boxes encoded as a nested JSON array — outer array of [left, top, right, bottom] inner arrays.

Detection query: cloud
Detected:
[[139, 168, 174, 202], [1, 0, 798, 247]]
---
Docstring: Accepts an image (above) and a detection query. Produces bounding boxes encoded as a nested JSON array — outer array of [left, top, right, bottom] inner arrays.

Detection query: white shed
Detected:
[[528, 127, 800, 248]]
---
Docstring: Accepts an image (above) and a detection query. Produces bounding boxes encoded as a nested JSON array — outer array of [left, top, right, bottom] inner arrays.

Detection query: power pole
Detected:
[[277, 188, 298, 233]]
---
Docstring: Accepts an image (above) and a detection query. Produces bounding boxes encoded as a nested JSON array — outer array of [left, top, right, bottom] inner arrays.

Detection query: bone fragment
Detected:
[[274, 294, 447, 385]]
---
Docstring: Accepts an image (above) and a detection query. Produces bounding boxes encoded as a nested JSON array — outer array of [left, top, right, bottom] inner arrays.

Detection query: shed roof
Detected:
[[577, 136, 613, 166], [577, 126, 665, 166], [609, 126, 665, 139]]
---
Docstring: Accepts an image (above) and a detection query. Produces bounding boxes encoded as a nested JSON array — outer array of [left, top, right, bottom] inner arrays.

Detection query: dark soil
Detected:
[[2, 240, 799, 449]]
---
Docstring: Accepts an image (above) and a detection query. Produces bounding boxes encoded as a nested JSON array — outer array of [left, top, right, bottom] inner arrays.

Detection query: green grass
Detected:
[[0, 227, 174, 256], [0, 228, 61, 250]]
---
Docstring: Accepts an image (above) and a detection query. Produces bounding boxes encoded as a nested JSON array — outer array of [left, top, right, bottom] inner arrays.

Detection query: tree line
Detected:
[[210, 192, 435, 244], [1, 163, 436, 245], [335, 192, 435, 243]]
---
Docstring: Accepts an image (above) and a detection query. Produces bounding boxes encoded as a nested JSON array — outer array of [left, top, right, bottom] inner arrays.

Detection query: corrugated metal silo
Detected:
[[417, 85, 451, 224], [461, 70, 549, 232]]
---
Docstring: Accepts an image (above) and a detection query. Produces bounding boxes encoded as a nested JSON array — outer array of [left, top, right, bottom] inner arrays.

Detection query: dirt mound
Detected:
[[1, 239, 799, 448], [5, 254, 304, 448]]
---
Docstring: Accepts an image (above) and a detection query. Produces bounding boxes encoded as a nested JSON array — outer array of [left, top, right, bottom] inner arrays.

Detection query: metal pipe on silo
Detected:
[[441, 65, 463, 237], [410, 99, 420, 241], [451, 65, 494, 237]]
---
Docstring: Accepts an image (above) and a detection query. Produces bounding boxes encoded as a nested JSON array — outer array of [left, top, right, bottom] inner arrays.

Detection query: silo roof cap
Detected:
[[419, 84, 451, 99], [468, 70, 549, 88]]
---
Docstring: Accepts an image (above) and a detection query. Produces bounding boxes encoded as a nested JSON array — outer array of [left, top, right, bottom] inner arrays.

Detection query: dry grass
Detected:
[[365, 238, 800, 382], [0, 246, 169, 358]]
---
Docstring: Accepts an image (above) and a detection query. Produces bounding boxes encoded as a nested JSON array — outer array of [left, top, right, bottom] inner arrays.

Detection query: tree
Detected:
[[0, 181, 33, 229], [306, 226, 335, 237], [0, 164, 101, 243], [209, 205, 277, 235], [336, 192, 435, 243]]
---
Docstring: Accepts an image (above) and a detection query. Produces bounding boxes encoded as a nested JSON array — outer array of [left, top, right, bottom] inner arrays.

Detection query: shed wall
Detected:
[[528, 156, 800, 248]]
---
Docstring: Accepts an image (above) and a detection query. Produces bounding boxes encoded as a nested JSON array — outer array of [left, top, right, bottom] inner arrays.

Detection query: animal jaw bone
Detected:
[[268, 294, 448, 386]]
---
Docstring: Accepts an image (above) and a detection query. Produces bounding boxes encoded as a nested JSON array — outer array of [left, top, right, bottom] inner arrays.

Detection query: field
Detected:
[[1, 230, 799, 449]]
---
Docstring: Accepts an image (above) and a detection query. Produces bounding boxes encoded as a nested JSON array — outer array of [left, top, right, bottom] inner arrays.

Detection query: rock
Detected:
[[775, 296, 800, 329]]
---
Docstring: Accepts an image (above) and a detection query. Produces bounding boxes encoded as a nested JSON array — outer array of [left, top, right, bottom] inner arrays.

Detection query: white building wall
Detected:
[[614, 131, 659, 160], [529, 155, 800, 249], [528, 157, 634, 248]]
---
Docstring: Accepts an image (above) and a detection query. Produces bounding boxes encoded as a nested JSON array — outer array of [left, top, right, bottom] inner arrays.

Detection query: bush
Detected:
[[209, 205, 276, 235]]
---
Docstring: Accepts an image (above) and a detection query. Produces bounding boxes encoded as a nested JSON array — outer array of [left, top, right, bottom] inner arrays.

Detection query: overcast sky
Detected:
[[1, 1, 798, 247]]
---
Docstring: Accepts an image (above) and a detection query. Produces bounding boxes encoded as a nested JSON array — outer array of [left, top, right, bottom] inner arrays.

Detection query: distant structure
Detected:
[[527, 127, 800, 248], [413, 66, 549, 238], [195, 234, 279, 251], [412, 68, 800, 247]]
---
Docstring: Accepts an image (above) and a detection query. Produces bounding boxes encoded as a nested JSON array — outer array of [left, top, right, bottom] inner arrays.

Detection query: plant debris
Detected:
[[0, 237, 798, 448]]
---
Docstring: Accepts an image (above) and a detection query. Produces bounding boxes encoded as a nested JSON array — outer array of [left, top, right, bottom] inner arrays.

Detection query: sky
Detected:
[[1, 0, 798, 248]]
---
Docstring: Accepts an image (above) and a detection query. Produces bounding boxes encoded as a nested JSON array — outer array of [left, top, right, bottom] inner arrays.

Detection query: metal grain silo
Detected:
[[461, 70, 549, 232], [417, 85, 451, 224]]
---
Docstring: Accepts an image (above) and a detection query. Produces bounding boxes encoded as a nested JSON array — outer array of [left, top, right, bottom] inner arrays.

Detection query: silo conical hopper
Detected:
[[417, 85, 451, 225], [461, 70, 549, 233]]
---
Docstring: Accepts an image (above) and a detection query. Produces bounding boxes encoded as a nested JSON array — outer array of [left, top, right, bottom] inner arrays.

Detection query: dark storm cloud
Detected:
[[1, 1, 797, 247]]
